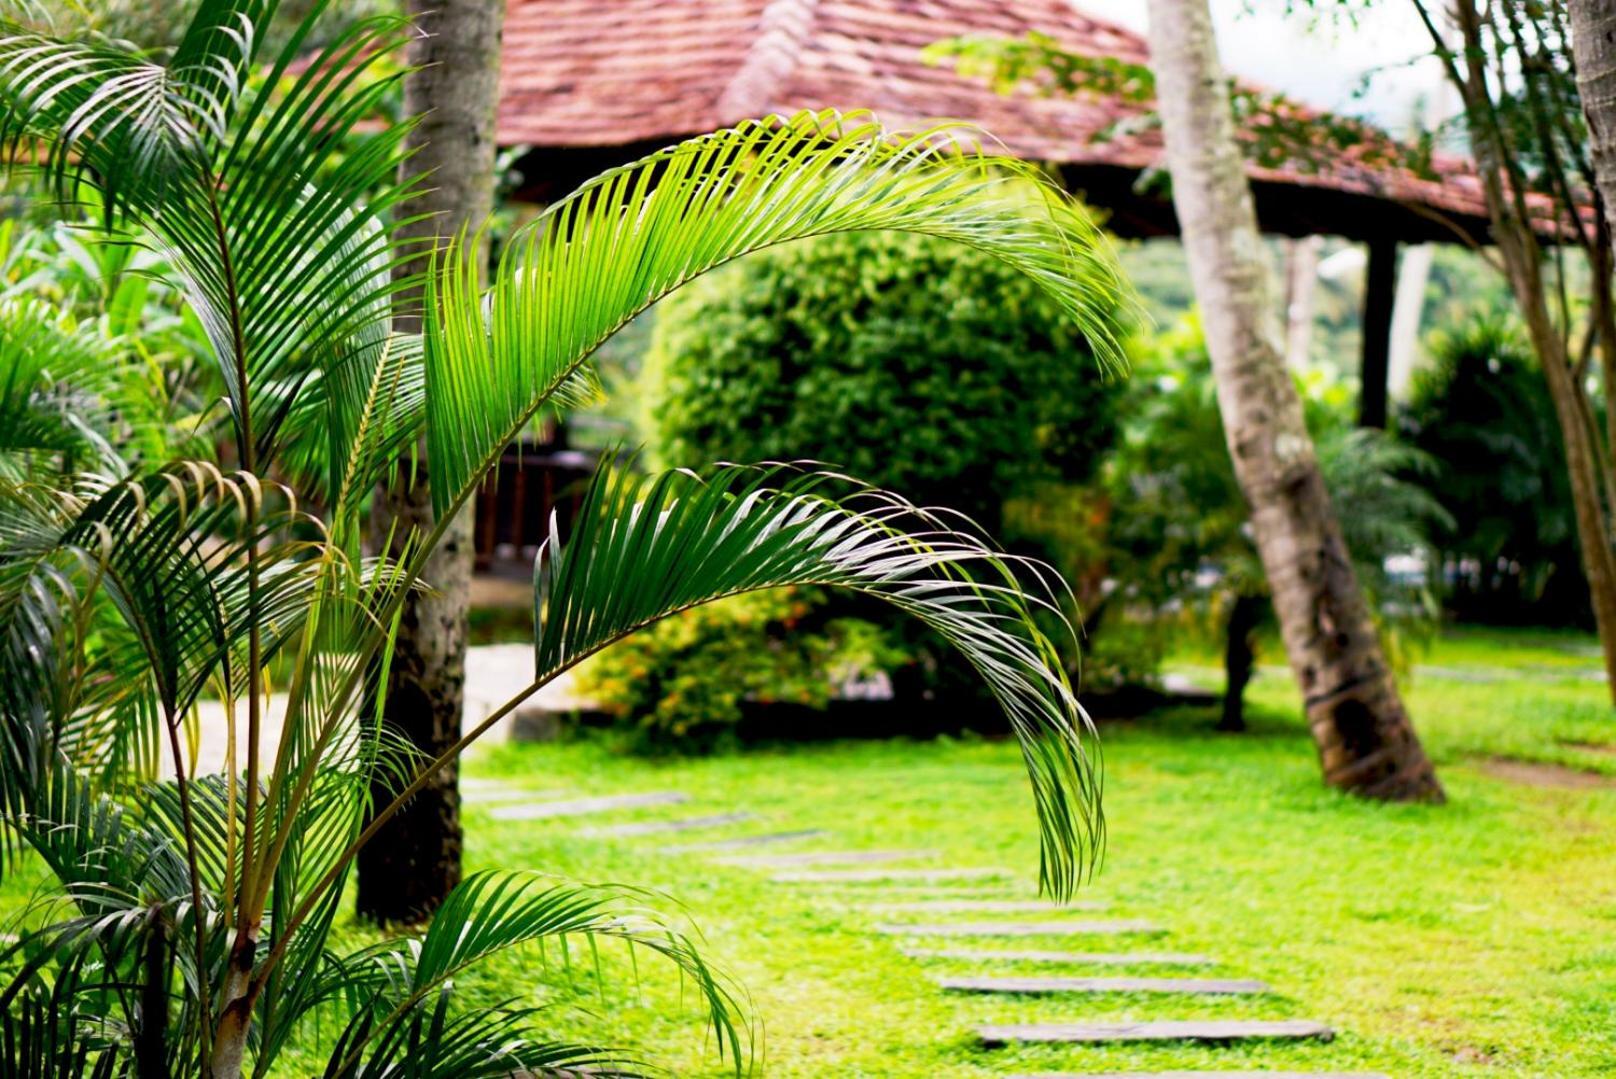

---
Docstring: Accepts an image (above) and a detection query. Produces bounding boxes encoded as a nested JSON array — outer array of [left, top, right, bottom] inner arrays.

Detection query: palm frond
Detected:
[[0, 299, 124, 475], [0, 24, 204, 220], [426, 108, 1126, 521], [0, 945, 125, 1078], [319, 871, 746, 1078], [0, 10, 420, 477], [321, 991, 613, 1079], [531, 464, 1102, 898]]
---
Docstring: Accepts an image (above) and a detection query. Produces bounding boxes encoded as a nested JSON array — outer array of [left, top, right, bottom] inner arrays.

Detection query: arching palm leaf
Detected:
[[425, 108, 1126, 523], [0, 1, 1127, 1074], [524, 464, 1101, 897]]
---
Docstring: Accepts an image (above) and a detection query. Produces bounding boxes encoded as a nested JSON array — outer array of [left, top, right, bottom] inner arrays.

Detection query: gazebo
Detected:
[[495, 0, 1506, 428]]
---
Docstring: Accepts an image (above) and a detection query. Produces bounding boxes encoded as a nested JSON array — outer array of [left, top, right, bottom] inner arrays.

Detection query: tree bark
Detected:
[[357, 0, 507, 924], [1570, 0, 1616, 234], [1219, 592, 1264, 733], [1145, 0, 1443, 801]]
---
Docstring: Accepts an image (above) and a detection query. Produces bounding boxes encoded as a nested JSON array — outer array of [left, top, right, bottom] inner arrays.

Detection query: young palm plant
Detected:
[[0, 1, 1123, 1075]]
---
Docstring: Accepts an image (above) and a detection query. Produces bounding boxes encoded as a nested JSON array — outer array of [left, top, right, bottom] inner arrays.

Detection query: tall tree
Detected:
[[1402, 0, 1616, 702], [357, 0, 507, 923], [1144, 0, 1443, 800], [1571, 0, 1616, 231]]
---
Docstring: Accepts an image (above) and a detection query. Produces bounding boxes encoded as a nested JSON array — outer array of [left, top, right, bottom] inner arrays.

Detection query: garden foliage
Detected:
[[645, 228, 1123, 533], [0, 2, 1120, 1072]]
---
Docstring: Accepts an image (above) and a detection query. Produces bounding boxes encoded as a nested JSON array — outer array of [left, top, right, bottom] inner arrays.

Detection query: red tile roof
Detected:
[[496, 0, 1553, 240]]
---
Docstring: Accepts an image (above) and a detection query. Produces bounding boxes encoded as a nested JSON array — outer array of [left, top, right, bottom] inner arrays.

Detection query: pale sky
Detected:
[[1092, 1, 1449, 134]]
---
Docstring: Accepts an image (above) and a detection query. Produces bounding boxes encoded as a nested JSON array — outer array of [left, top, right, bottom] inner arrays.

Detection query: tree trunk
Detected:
[[1451, 0, 1616, 705], [1282, 236, 1319, 370], [357, 0, 507, 924], [1570, 0, 1616, 233], [1219, 592, 1264, 733], [1145, 0, 1443, 801]]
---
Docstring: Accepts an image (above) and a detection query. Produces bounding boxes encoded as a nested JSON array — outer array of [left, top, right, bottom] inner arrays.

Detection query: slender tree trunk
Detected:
[[1145, 0, 1443, 801], [1450, 0, 1616, 704], [1570, 0, 1616, 230], [1568, 5, 1616, 689], [1282, 236, 1319, 370], [357, 0, 507, 924], [1219, 592, 1264, 733]]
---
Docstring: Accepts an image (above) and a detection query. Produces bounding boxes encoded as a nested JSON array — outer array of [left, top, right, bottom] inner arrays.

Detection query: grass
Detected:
[[413, 626, 1616, 1077], [8, 628, 1616, 1076]]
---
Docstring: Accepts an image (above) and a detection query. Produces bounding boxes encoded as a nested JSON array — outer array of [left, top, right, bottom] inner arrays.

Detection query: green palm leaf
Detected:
[[528, 464, 1102, 898], [425, 108, 1126, 523], [321, 871, 746, 1077], [0, 7, 420, 480], [0, 299, 124, 474]]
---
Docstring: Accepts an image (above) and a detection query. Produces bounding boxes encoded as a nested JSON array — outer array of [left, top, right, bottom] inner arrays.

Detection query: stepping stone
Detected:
[[978, 1020, 1335, 1046], [872, 899, 1109, 913], [664, 828, 826, 852], [772, 867, 1010, 884], [461, 777, 517, 792], [727, 849, 935, 868], [876, 920, 1162, 937], [464, 787, 568, 804], [487, 792, 688, 821], [582, 812, 756, 838], [1007, 1073, 1389, 1079], [793, 880, 1020, 896], [901, 947, 1213, 966], [938, 975, 1269, 995]]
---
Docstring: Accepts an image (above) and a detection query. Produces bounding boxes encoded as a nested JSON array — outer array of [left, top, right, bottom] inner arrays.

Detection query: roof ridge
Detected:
[[713, 0, 820, 122]]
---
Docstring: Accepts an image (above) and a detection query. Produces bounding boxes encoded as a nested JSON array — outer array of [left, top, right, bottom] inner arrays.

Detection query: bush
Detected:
[[573, 588, 907, 755], [1399, 316, 1588, 626], [631, 228, 1124, 734], [644, 229, 1123, 533]]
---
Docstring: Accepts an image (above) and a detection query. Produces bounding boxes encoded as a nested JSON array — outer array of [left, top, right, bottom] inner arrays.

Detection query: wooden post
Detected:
[[1359, 237, 1398, 428]]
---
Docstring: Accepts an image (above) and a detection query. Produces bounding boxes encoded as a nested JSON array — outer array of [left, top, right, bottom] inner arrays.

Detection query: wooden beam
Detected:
[[1359, 238, 1398, 428]]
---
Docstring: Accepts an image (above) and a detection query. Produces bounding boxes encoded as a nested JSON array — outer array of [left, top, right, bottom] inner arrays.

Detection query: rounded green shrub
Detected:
[[644, 229, 1122, 533]]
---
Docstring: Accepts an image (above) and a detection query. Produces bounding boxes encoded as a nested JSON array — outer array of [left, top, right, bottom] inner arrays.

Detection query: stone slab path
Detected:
[[978, 1020, 1335, 1046], [561, 781, 1375, 1074], [727, 849, 935, 868], [877, 920, 1163, 937], [771, 867, 1009, 883], [873, 899, 1109, 914], [487, 791, 688, 821], [938, 975, 1270, 995], [902, 947, 1214, 966], [664, 829, 826, 852], [581, 812, 755, 837]]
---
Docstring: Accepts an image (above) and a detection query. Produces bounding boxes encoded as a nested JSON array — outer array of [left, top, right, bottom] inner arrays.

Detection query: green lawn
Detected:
[[405, 628, 1616, 1077], [10, 629, 1616, 1076]]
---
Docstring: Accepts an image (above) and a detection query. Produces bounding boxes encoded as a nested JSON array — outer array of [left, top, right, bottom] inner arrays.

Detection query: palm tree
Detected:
[[0, 2, 1120, 1076], [1146, 0, 1444, 800]]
